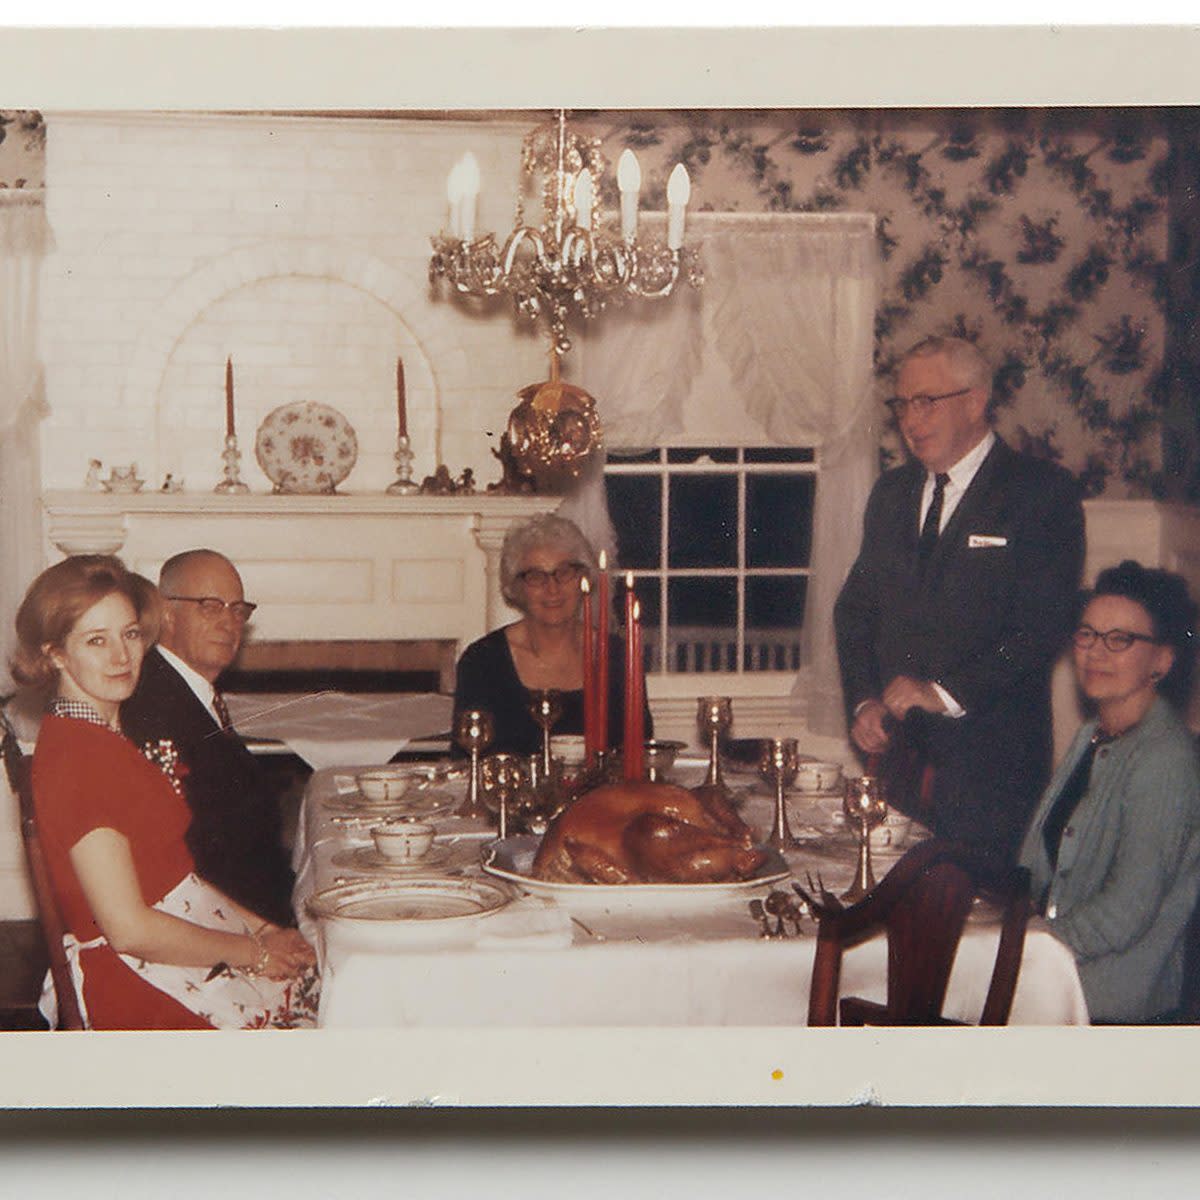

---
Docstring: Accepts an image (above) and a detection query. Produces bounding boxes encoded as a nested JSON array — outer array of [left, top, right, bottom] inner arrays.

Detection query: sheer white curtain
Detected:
[[567, 212, 878, 736], [0, 190, 52, 691]]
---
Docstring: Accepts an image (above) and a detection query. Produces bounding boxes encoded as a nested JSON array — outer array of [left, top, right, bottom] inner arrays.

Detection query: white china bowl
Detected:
[[795, 761, 843, 794], [356, 768, 410, 803], [372, 821, 436, 861], [550, 734, 587, 768]]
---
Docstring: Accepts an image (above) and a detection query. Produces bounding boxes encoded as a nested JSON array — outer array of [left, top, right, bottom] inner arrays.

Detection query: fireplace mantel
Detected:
[[42, 489, 556, 649]]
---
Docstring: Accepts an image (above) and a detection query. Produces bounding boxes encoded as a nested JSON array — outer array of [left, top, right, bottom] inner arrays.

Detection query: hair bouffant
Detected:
[[1091, 559, 1198, 709], [499, 513, 600, 610], [12, 555, 161, 689]]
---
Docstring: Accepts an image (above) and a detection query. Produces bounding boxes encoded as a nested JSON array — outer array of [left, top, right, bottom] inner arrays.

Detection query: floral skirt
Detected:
[[43, 872, 319, 1030]]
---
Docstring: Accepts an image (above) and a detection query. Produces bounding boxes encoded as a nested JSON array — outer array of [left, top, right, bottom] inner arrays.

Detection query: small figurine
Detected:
[[488, 432, 536, 494], [160, 473, 184, 494], [84, 459, 103, 490], [419, 464, 457, 495], [457, 468, 476, 494]]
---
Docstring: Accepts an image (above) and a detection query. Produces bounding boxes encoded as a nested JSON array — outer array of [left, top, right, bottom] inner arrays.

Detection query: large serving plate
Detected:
[[306, 876, 512, 949], [481, 835, 790, 916], [255, 400, 358, 494]]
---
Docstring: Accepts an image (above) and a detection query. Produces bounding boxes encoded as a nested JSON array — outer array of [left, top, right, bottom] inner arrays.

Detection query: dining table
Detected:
[[292, 758, 1090, 1029]]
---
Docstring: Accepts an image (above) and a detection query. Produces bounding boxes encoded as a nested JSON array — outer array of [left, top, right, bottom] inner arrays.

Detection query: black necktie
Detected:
[[917, 472, 951, 569], [212, 691, 233, 734]]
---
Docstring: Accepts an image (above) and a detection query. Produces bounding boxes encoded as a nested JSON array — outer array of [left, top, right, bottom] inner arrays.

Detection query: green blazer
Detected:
[[1019, 696, 1200, 1023]]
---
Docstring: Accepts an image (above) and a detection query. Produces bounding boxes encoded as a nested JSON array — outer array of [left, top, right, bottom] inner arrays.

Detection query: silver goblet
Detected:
[[841, 775, 889, 903], [478, 752, 527, 840], [759, 737, 799, 851], [453, 708, 495, 819], [528, 688, 564, 779], [698, 696, 733, 791]]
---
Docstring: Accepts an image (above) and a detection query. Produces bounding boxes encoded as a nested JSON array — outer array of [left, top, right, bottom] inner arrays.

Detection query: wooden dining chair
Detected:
[[1, 708, 86, 1030], [806, 838, 1032, 1027]]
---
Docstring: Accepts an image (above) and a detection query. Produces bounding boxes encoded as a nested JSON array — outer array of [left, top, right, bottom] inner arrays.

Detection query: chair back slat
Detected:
[[1, 712, 86, 1031], [806, 839, 1032, 1028]]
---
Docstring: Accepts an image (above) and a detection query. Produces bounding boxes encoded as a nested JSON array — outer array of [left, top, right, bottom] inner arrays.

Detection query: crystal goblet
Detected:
[[453, 708, 495, 819], [841, 775, 889, 903], [698, 696, 733, 791], [528, 688, 564, 778], [758, 737, 799, 851], [478, 752, 527, 840]]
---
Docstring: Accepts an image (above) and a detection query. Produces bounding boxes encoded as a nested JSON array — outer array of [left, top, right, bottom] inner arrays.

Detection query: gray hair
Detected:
[[499, 513, 599, 609], [899, 335, 993, 402]]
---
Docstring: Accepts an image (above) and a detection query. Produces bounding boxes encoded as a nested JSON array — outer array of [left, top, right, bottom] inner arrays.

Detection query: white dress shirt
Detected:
[[154, 643, 223, 727]]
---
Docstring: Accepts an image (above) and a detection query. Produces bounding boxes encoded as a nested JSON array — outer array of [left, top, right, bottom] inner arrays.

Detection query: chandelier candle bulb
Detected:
[[617, 149, 641, 241], [597, 550, 610, 751], [666, 164, 691, 251], [446, 159, 464, 238], [572, 170, 594, 230], [460, 152, 481, 242], [224, 356, 234, 438]]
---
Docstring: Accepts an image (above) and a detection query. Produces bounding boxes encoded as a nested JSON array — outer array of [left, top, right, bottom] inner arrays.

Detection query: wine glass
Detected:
[[698, 696, 733, 791], [478, 752, 527, 840], [758, 737, 799, 851], [841, 775, 889, 903], [453, 708, 495, 819], [528, 688, 564, 778]]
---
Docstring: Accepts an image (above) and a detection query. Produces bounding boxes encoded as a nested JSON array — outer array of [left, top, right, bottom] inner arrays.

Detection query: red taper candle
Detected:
[[623, 571, 636, 779], [628, 598, 645, 780], [596, 550, 610, 750], [224, 356, 234, 438], [580, 576, 596, 759], [396, 356, 408, 439]]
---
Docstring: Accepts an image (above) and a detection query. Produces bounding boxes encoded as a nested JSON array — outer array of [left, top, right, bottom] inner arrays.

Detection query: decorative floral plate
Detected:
[[255, 401, 358, 494]]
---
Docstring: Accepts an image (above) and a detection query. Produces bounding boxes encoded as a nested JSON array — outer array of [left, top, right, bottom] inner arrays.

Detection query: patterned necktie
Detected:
[[917, 472, 951, 569], [212, 690, 233, 734]]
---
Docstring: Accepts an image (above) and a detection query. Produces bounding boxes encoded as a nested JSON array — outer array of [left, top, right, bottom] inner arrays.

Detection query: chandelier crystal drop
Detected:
[[428, 110, 703, 357]]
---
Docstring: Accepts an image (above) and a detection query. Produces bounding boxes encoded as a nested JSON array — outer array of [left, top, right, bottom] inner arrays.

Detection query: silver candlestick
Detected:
[[386, 434, 420, 495], [214, 434, 249, 494]]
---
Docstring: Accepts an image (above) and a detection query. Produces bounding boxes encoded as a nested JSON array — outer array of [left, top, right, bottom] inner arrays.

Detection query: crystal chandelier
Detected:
[[428, 110, 703, 358]]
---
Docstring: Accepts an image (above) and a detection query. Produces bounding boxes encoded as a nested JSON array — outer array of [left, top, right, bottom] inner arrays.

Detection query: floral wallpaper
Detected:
[[582, 108, 1177, 498], [0, 110, 44, 189]]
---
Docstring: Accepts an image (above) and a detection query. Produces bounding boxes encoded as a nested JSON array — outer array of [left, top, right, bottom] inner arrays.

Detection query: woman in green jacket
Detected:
[[1019, 560, 1200, 1024]]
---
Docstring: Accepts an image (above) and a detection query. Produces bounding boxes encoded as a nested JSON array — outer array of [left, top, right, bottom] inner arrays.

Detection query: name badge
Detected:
[[968, 534, 1008, 548]]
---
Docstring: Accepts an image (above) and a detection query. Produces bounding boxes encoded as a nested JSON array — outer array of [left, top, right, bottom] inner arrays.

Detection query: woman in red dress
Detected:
[[14, 555, 316, 1030]]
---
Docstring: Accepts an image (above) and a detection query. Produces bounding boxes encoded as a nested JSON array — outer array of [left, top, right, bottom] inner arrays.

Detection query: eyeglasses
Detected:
[[1072, 624, 1159, 653], [517, 562, 585, 589], [885, 387, 971, 419], [164, 595, 258, 622]]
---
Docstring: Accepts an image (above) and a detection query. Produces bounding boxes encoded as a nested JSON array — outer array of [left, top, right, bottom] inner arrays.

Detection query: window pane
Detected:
[[668, 475, 737, 569], [668, 577, 737, 673], [744, 447, 816, 464], [606, 475, 662, 569], [746, 474, 815, 568], [745, 576, 806, 672], [608, 447, 660, 464], [666, 447, 738, 464]]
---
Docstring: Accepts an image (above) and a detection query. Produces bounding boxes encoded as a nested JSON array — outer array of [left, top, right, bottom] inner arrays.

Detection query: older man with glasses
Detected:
[[834, 335, 1086, 863], [121, 548, 296, 926]]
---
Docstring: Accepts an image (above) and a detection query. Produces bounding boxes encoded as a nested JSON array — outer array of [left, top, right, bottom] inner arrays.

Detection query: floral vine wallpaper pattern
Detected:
[[585, 108, 1180, 498]]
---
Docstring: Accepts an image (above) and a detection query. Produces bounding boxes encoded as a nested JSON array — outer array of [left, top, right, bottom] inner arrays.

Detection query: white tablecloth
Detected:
[[294, 765, 1090, 1029], [225, 691, 452, 770]]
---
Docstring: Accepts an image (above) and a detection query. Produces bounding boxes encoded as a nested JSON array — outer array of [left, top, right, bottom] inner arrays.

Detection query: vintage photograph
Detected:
[[1, 26, 1200, 1111]]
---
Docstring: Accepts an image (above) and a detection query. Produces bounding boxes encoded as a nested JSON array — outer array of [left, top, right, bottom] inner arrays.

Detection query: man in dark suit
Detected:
[[122, 549, 296, 925], [834, 336, 1085, 862]]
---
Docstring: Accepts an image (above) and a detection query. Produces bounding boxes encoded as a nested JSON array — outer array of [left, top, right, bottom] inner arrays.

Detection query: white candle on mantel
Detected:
[[446, 159, 464, 238], [666, 163, 691, 251], [460, 152, 481, 242], [617, 149, 641, 241], [572, 170, 594, 230]]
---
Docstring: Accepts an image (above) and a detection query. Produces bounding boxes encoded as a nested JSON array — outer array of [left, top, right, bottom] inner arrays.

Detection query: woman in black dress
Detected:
[[452, 514, 651, 756]]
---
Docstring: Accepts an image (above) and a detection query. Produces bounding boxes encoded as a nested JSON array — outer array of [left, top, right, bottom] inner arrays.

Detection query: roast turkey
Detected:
[[531, 780, 767, 885]]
